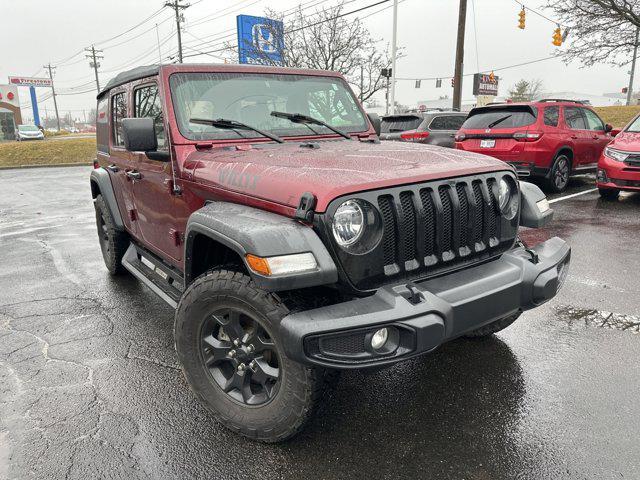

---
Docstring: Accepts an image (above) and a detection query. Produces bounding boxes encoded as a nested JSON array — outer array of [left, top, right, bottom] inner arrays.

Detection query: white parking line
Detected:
[[548, 188, 598, 204]]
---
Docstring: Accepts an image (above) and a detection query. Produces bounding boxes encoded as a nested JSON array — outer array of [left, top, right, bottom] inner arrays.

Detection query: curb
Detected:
[[0, 162, 92, 171]]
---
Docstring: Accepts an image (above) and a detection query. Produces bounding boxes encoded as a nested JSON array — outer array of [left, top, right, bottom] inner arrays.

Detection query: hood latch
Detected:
[[295, 192, 316, 223]]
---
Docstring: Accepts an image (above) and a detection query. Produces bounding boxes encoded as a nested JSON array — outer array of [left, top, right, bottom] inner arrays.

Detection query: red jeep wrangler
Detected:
[[455, 100, 613, 192], [90, 64, 570, 442]]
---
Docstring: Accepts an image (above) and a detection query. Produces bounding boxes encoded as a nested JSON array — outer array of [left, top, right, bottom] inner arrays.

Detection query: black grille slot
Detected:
[[378, 195, 397, 267], [399, 192, 417, 263], [438, 186, 453, 253], [419, 189, 436, 256], [456, 184, 469, 248], [320, 333, 366, 355], [472, 181, 484, 245], [486, 178, 498, 239]]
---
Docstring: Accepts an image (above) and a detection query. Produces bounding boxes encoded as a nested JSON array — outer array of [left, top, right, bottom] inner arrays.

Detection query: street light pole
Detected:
[[627, 26, 639, 106], [389, 0, 399, 115], [452, 0, 467, 112]]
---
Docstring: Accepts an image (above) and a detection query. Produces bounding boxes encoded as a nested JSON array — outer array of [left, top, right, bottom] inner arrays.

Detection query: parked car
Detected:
[[380, 111, 467, 147], [596, 113, 640, 199], [16, 124, 45, 141], [455, 99, 614, 192], [90, 64, 569, 442]]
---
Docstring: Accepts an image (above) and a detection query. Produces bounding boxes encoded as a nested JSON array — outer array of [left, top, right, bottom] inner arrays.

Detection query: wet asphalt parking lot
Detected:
[[0, 167, 639, 480]]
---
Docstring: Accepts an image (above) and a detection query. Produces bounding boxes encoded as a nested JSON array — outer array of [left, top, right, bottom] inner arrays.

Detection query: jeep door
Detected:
[[129, 82, 183, 265], [562, 106, 591, 165], [106, 89, 138, 237]]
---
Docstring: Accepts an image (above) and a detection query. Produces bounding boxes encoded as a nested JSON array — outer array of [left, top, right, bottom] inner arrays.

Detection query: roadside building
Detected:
[[0, 85, 22, 141]]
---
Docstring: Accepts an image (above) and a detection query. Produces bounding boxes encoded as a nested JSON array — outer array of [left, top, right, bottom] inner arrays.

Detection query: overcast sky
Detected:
[[1, 0, 631, 122]]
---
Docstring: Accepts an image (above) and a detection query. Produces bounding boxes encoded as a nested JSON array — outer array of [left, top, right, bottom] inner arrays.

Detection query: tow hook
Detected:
[[394, 283, 425, 305]]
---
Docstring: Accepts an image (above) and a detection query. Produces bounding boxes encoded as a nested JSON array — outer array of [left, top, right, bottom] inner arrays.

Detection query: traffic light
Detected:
[[552, 27, 563, 46], [451, 78, 455, 88], [518, 7, 526, 30]]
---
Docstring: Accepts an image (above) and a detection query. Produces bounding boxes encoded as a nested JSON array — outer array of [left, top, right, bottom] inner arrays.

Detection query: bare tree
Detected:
[[508, 79, 544, 102], [546, 0, 640, 66], [226, 2, 394, 102]]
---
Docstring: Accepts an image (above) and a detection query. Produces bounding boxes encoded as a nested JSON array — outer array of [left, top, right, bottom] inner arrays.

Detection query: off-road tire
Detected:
[[464, 312, 522, 338], [545, 154, 572, 193], [94, 194, 128, 275], [598, 187, 620, 200], [174, 269, 334, 442]]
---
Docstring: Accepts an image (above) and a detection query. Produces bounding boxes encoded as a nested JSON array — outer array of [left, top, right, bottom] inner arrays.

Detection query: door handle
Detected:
[[125, 170, 142, 180], [106, 164, 119, 173], [592, 135, 599, 139], [570, 135, 578, 139]]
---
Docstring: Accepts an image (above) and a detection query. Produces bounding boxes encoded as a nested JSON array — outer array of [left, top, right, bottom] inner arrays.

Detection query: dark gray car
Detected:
[[380, 111, 467, 148]]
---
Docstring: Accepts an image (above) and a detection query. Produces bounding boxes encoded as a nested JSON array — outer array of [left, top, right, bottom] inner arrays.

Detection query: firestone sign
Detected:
[[472, 73, 499, 97], [8, 76, 53, 88]]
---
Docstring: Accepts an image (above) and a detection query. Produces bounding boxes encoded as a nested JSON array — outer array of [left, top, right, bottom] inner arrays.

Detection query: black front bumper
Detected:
[[279, 237, 570, 369]]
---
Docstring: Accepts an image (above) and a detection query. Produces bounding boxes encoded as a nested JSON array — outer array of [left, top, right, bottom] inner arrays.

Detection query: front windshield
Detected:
[[169, 72, 368, 141], [19, 125, 39, 132], [626, 115, 640, 132]]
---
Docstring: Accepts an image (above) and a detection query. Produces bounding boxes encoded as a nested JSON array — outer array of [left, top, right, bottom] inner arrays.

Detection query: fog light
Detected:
[[597, 169, 608, 183], [370, 328, 389, 350]]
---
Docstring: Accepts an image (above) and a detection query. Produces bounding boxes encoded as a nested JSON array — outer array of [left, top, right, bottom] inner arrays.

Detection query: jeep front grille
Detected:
[[321, 172, 519, 292]]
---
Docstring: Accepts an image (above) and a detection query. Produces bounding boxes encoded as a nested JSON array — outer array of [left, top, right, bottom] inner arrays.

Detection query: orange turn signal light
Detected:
[[245, 254, 271, 276]]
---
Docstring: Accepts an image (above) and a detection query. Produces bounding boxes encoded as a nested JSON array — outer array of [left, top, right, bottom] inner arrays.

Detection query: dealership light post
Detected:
[[389, 0, 399, 115]]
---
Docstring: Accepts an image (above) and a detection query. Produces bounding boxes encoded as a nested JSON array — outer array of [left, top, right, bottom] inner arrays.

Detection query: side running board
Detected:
[[122, 243, 184, 309]]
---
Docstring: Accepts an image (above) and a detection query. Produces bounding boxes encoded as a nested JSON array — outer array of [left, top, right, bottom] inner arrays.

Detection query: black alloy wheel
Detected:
[[200, 308, 280, 406]]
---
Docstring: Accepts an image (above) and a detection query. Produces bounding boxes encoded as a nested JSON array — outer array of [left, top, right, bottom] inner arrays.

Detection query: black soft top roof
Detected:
[[97, 65, 160, 99]]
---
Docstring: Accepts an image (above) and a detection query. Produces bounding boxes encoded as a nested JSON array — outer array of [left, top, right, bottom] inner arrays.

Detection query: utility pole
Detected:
[[165, 0, 190, 63], [360, 65, 364, 102], [452, 0, 467, 112], [389, 0, 399, 114], [85, 45, 104, 92], [43, 63, 61, 131], [155, 23, 163, 63], [627, 26, 639, 106]]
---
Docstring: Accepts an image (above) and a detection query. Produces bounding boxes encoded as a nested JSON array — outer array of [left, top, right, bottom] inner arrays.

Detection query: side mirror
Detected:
[[604, 123, 613, 133], [367, 113, 381, 136], [611, 128, 621, 137], [122, 118, 158, 153]]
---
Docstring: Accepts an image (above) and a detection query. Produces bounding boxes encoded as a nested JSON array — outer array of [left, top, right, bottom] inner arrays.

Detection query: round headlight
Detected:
[[498, 178, 512, 211], [332, 200, 364, 246]]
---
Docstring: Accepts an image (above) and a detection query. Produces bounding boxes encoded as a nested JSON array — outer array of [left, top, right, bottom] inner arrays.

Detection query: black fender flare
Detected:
[[519, 181, 553, 228], [90, 167, 124, 230], [185, 202, 338, 291]]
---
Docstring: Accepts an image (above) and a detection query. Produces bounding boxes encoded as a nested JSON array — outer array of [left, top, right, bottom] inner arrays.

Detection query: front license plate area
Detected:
[[480, 139, 496, 148]]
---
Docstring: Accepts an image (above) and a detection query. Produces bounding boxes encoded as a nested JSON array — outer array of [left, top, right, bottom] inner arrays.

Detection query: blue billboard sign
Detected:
[[236, 15, 284, 65]]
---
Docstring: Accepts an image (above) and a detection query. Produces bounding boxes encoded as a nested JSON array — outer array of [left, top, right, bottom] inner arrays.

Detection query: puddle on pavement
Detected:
[[556, 305, 640, 334]]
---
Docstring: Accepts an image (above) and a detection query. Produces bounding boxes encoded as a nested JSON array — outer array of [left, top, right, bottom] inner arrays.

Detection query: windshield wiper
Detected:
[[270, 111, 352, 140], [189, 118, 284, 143], [486, 115, 512, 129]]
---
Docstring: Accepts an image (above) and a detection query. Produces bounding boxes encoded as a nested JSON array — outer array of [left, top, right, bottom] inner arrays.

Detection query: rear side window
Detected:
[[111, 92, 127, 147], [583, 109, 604, 131], [429, 115, 466, 131], [461, 107, 536, 129], [543, 106, 559, 127], [564, 107, 587, 130], [134, 84, 166, 149], [381, 115, 422, 133]]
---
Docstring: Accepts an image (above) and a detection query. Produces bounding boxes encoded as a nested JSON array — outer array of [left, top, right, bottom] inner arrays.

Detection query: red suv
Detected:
[[596, 112, 640, 199], [455, 100, 613, 192]]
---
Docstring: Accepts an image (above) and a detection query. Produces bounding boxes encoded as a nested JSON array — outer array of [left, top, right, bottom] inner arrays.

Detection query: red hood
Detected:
[[611, 131, 640, 151], [186, 140, 511, 212]]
